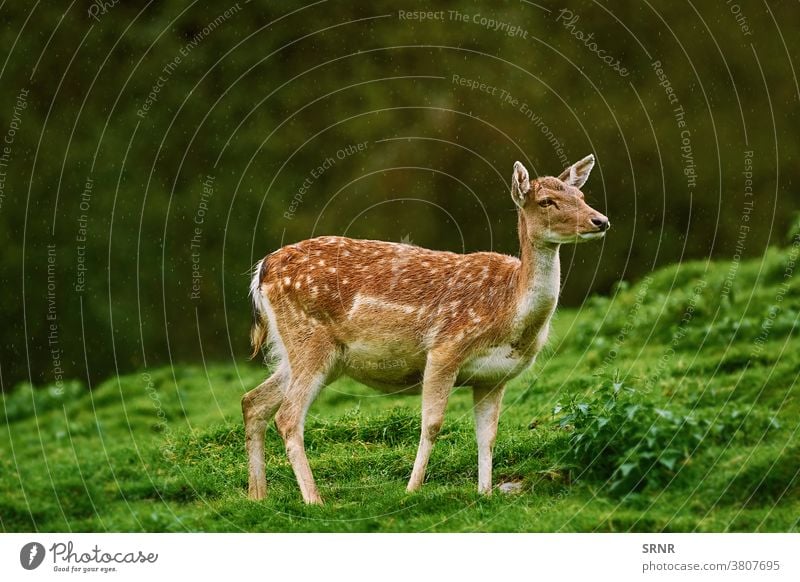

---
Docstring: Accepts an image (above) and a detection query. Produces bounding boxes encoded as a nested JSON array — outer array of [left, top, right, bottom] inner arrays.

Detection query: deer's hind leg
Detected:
[[274, 331, 339, 505], [242, 365, 288, 500]]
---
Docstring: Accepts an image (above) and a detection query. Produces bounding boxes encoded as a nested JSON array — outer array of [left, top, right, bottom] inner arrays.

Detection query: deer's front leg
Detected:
[[407, 351, 459, 493], [473, 383, 506, 495]]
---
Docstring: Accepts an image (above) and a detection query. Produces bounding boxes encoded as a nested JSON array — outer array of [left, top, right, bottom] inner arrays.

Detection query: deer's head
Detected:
[[510, 155, 609, 245]]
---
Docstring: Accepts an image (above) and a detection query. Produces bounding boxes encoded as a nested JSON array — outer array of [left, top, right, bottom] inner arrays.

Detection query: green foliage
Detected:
[[552, 376, 777, 494], [555, 379, 686, 492]]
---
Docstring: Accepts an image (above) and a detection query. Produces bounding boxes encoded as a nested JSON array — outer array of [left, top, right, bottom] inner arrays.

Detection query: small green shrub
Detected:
[[552, 376, 773, 494]]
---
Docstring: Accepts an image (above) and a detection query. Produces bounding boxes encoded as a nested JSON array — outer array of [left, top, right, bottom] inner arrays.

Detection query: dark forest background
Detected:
[[0, 0, 797, 388]]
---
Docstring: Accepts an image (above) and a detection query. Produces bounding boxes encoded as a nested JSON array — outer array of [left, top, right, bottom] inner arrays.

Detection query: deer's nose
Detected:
[[591, 216, 610, 231]]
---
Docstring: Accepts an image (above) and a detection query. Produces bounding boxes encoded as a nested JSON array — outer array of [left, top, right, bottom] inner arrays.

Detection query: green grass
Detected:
[[2, 244, 799, 532]]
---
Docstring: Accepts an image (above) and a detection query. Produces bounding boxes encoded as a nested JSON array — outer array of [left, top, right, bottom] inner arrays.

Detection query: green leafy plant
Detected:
[[552, 375, 762, 494]]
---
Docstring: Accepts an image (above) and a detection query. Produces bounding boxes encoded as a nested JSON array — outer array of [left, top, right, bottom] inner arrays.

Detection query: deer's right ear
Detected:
[[511, 161, 531, 208]]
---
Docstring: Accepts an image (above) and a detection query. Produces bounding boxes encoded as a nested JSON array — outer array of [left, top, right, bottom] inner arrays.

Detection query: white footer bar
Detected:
[[1, 533, 797, 581]]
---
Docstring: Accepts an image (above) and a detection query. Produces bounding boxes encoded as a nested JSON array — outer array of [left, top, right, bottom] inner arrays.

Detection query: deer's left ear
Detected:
[[558, 154, 595, 188], [511, 161, 531, 208]]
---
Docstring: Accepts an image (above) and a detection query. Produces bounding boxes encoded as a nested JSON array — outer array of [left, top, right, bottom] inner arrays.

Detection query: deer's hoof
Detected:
[[248, 482, 267, 500]]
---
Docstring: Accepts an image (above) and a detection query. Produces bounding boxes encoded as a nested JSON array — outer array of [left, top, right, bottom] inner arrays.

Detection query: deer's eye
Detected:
[[538, 198, 557, 208]]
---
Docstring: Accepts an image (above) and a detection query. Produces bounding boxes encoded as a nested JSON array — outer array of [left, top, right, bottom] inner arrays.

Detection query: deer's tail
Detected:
[[249, 258, 270, 359]]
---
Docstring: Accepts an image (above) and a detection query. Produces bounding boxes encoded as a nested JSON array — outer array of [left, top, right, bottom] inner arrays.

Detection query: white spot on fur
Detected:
[[348, 294, 418, 318]]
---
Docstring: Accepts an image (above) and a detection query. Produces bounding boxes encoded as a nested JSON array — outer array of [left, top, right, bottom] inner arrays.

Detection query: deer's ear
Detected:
[[558, 154, 595, 188], [511, 161, 531, 207]]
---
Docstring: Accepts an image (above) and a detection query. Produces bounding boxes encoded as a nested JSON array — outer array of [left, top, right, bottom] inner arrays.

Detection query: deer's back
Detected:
[[261, 235, 520, 345]]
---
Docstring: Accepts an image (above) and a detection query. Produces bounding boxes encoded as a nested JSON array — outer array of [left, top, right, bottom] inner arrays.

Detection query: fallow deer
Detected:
[[243, 155, 609, 504]]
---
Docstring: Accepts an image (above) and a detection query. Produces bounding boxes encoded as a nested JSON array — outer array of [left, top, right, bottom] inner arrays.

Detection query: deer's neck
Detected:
[[513, 211, 561, 328]]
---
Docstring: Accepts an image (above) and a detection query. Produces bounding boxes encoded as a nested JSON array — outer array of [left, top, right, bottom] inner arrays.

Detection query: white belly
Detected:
[[340, 338, 539, 390], [457, 345, 533, 384]]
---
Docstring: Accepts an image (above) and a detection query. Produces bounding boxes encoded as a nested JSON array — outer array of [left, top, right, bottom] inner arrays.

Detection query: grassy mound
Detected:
[[2, 244, 798, 532]]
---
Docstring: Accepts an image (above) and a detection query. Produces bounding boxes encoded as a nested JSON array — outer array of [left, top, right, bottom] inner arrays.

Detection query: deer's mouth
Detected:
[[578, 230, 607, 241], [543, 225, 608, 244]]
